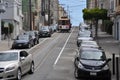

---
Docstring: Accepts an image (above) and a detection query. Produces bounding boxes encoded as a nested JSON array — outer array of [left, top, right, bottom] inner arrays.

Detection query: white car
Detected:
[[77, 37, 93, 47], [79, 40, 99, 48], [0, 50, 34, 80]]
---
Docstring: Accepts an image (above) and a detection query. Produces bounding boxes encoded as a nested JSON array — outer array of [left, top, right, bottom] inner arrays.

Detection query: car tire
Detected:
[[74, 68, 79, 79], [16, 69, 22, 80], [34, 40, 37, 45], [28, 62, 34, 74], [105, 77, 111, 80], [37, 40, 39, 44]]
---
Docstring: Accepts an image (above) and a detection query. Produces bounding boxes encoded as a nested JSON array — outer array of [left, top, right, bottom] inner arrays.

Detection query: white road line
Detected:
[[53, 29, 74, 67]]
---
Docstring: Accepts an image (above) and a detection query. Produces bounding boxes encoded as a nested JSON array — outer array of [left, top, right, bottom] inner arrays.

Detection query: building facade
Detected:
[[0, 0, 6, 41], [114, 0, 120, 40], [0, 0, 23, 39], [22, 0, 42, 31]]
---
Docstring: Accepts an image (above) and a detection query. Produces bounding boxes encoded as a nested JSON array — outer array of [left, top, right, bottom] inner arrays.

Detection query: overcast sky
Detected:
[[58, 0, 86, 26]]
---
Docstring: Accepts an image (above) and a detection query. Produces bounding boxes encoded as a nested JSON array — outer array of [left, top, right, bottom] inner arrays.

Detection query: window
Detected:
[[20, 51, 28, 57]]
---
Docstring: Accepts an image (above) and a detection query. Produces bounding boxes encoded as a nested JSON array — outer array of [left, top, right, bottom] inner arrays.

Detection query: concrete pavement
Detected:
[[97, 31, 120, 80], [0, 39, 13, 51]]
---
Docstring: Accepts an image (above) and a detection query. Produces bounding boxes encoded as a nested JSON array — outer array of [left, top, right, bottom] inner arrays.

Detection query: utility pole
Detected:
[[29, 0, 32, 30]]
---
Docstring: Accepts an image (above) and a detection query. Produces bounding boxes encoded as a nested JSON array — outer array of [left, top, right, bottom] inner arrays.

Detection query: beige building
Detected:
[[87, 0, 97, 9], [51, 0, 59, 25], [58, 5, 66, 19], [113, 0, 120, 40]]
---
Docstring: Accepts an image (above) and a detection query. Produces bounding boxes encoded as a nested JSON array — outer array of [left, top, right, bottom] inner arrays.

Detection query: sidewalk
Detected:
[[98, 31, 120, 80], [0, 39, 13, 51], [98, 32, 120, 58]]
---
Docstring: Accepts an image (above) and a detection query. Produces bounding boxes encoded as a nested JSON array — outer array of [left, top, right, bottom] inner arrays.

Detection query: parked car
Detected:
[[11, 34, 34, 49], [78, 30, 92, 37], [50, 25, 58, 32], [0, 50, 34, 80], [24, 31, 39, 45], [39, 26, 52, 37], [77, 36, 93, 47], [79, 40, 99, 49], [74, 47, 111, 80]]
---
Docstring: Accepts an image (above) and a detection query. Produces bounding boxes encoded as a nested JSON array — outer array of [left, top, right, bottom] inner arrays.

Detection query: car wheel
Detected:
[[34, 40, 37, 45], [105, 77, 111, 80], [74, 68, 79, 79], [37, 40, 39, 44], [29, 62, 34, 74], [16, 69, 22, 80]]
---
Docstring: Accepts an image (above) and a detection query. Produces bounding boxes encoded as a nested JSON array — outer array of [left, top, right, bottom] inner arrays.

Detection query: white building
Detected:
[[0, 0, 6, 41], [0, 0, 23, 39]]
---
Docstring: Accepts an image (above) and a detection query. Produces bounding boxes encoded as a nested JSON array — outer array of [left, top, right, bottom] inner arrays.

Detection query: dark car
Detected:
[[24, 31, 39, 45], [74, 47, 111, 80], [39, 26, 51, 37], [11, 34, 34, 49]]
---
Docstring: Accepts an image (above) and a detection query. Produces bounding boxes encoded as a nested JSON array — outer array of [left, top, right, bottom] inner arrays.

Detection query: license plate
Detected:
[[18, 44, 22, 46], [90, 72, 97, 76]]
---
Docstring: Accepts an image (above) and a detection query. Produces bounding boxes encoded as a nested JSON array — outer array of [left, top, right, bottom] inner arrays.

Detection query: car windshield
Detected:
[[82, 42, 97, 45], [80, 50, 106, 60], [17, 35, 29, 40], [0, 52, 18, 61], [41, 27, 49, 31], [25, 32, 35, 36]]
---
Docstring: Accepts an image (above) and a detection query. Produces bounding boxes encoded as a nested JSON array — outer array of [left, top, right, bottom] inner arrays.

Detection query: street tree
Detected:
[[82, 8, 108, 39]]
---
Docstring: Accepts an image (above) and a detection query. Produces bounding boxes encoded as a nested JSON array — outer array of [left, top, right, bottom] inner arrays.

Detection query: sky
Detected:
[[58, 0, 86, 26]]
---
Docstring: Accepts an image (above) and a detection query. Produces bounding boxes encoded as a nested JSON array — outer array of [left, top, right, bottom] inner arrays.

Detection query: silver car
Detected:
[[0, 50, 34, 80], [79, 40, 99, 48], [77, 37, 93, 47]]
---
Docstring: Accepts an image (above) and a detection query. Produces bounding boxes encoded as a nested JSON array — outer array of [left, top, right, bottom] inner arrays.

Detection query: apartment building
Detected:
[[0, 0, 23, 39], [87, 0, 97, 9], [114, 0, 120, 40], [0, 0, 6, 41], [22, 0, 42, 31], [51, 0, 59, 25], [58, 5, 66, 19]]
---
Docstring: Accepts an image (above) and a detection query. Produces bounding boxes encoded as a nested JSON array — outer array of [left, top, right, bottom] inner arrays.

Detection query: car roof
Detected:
[[0, 50, 26, 53], [79, 47, 103, 51], [77, 37, 93, 40]]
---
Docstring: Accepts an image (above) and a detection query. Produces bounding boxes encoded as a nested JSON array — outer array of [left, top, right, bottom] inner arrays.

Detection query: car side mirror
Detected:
[[106, 58, 111, 63], [20, 57, 25, 61], [101, 58, 111, 68]]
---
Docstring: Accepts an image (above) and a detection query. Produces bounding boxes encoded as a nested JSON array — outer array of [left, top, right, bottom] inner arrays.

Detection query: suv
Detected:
[[74, 47, 111, 80]]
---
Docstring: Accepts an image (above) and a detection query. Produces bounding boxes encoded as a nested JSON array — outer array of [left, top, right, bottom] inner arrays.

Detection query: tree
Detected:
[[82, 8, 109, 38]]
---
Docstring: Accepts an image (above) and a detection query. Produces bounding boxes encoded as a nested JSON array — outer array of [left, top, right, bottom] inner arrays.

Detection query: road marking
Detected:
[[54, 29, 74, 67], [34, 33, 62, 71], [28, 38, 47, 52]]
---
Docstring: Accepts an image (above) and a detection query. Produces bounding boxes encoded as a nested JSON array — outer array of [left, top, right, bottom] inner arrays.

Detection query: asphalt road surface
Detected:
[[22, 28, 78, 80]]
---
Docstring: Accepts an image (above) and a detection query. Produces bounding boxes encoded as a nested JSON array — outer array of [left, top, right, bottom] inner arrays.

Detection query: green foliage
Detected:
[[83, 8, 108, 20]]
